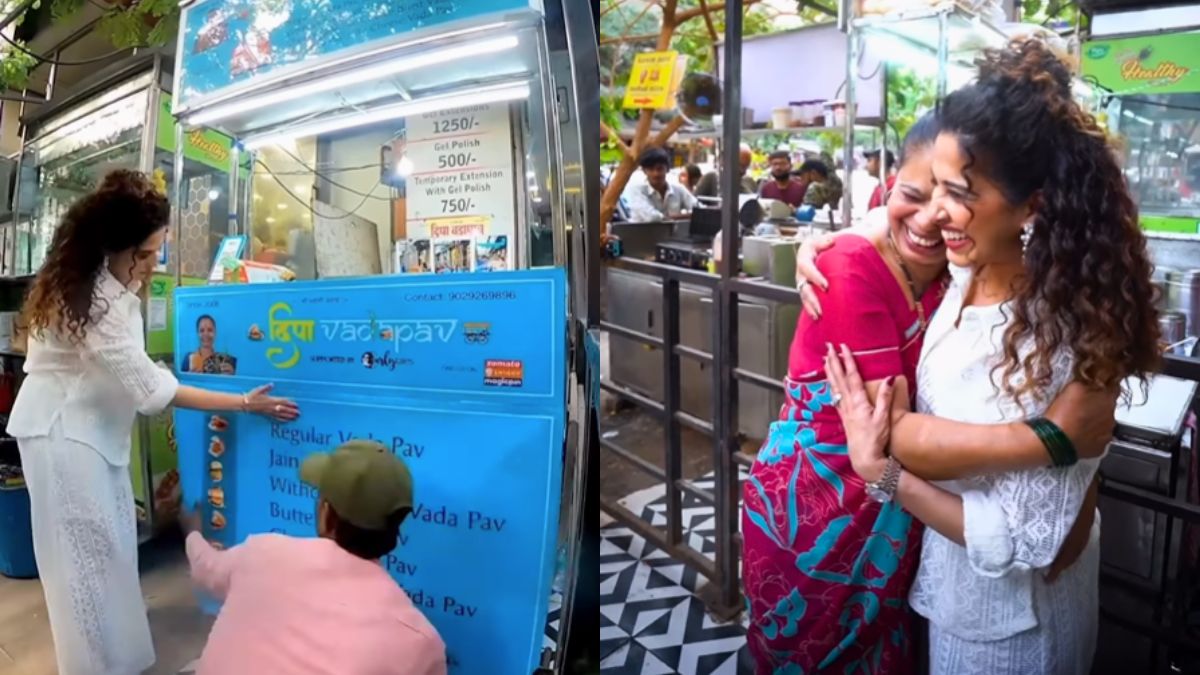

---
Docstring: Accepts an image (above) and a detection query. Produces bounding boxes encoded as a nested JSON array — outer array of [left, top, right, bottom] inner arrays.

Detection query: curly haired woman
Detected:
[[823, 39, 1160, 674], [8, 170, 300, 674]]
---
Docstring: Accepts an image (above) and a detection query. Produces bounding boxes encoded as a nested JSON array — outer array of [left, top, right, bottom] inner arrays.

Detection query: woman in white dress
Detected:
[[7, 170, 300, 674], [823, 40, 1161, 674]]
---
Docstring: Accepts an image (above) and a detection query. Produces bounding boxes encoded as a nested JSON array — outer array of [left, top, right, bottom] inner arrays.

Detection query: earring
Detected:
[[1020, 221, 1034, 256]]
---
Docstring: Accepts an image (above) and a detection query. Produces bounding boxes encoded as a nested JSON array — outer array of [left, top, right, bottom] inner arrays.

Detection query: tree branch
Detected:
[[600, 32, 659, 45], [602, 122, 631, 156], [697, 0, 719, 43], [651, 115, 688, 147], [675, 0, 762, 25]]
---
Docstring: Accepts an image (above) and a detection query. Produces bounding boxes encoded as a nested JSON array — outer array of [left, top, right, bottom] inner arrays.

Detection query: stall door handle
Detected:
[[647, 310, 654, 330]]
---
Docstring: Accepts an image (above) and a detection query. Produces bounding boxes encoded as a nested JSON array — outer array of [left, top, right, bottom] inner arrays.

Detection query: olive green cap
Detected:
[[299, 439, 414, 530]]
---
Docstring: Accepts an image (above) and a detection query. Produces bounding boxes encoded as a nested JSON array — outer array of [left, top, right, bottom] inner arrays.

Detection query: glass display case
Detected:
[[1083, 30, 1200, 235], [1114, 93, 1200, 231], [15, 74, 154, 275]]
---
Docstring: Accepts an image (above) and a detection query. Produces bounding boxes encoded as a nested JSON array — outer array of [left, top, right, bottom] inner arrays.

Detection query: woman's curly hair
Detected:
[[22, 169, 169, 345], [940, 38, 1160, 403]]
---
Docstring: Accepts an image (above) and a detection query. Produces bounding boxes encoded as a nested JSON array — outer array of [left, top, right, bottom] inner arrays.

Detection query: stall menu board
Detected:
[[173, 269, 565, 675], [177, 0, 537, 109], [402, 102, 517, 273], [1082, 31, 1200, 96]]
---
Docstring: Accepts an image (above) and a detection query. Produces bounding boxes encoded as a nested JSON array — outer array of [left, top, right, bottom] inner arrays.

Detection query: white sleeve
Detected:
[[84, 301, 179, 415], [961, 462, 1097, 578], [624, 187, 664, 222]]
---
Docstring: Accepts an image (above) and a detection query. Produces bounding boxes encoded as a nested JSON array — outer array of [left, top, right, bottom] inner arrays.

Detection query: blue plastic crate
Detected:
[[0, 481, 38, 579]]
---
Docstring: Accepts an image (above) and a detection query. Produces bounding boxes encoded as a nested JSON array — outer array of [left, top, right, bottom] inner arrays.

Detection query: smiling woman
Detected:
[[817, 38, 1162, 675]]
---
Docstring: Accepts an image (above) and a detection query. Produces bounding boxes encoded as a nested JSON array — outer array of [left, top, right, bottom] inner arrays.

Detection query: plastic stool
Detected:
[[0, 481, 38, 579]]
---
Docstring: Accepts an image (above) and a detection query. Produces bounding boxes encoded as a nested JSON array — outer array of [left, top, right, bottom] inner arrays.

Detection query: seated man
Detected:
[[695, 143, 758, 199], [623, 147, 696, 222], [184, 440, 445, 675], [797, 159, 843, 210], [758, 150, 806, 207]]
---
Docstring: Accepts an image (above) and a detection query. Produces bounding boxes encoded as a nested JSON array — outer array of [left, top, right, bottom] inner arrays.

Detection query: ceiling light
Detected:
[[242, 81, 530, 151], [294, 183, 308, 193], [395, 155, 414, 177], [278, 203, 288, 210], [266, 216, 276, 224], [253, 193, 262, 201], [186, 34, 519, 126], [208, 189, 220, 200]]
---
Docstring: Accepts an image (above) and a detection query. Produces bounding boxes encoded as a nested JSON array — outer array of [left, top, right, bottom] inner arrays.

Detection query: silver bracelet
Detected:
[[241, 393, 250, 411]]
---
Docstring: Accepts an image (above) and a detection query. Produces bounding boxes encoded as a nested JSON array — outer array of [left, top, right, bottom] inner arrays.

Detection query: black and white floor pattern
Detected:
[[601, 472, 752, 674]]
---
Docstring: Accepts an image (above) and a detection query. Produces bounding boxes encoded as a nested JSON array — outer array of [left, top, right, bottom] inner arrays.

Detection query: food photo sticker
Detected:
[[209, 414, 229, 432], [395, 239, 432, 274], [474, 236, 508, 272], [208, 436, 226, 458], [209, 460, 223, 483], [433, 239, 473, 274]]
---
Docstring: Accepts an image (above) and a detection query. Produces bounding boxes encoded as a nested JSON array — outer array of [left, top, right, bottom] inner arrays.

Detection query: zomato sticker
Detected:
[[483, 360, 523, 387]]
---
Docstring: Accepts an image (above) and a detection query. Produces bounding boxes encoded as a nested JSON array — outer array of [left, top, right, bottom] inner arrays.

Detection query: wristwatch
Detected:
[[865, 456, 902, 503]]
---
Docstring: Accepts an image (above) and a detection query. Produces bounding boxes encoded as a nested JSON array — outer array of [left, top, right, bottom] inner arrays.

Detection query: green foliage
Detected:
[[885, 67, 936, 146], [0, 0, 182, 91], [670, 5, 775, 74], [0, 46, 37, 90], [1021, 0, 1081, 27], [96, 0, 181, 50]]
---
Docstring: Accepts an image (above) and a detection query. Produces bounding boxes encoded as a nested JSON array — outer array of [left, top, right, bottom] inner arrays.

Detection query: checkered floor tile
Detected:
[[601, 473, 753, 674]]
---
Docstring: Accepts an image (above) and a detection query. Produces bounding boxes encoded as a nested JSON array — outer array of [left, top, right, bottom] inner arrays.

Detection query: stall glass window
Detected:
[[18, 84, 150, 275], [1117, 94, 1200, 219], [249, 141, 318, 280]]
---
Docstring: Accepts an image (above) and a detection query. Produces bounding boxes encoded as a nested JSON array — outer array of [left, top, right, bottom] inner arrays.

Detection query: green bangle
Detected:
[[1024, 417, 1078, 467]]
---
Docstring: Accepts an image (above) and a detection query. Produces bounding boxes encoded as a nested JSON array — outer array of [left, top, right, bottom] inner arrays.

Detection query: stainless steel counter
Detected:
[[605, 266, 798, 440]]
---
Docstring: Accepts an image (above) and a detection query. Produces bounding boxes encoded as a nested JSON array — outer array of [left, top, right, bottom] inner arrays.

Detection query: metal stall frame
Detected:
[[169, 3, 595, 671]]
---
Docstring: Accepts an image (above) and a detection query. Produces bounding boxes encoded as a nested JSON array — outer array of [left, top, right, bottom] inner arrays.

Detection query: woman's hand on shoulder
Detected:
[[795, 234, 835, 319]]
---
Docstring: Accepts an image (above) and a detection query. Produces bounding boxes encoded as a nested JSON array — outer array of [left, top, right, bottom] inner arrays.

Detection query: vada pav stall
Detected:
[[166, 1, 595, 673]]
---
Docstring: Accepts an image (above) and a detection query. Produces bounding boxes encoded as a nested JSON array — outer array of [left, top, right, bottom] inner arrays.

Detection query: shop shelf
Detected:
[[674, 124, 884, 141], [852, 1, 1009, 67]]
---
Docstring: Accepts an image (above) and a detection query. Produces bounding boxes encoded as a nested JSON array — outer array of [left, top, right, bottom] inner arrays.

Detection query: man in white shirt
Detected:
[[624, 147, 696, 222]]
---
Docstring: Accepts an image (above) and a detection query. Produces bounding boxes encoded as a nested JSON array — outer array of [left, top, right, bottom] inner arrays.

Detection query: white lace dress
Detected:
[[907, 265, 1102, 675], [10, 269, 178, 674]]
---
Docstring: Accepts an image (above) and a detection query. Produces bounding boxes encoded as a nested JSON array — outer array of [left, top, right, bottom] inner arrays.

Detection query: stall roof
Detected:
[[20, 50, 172, 132], [191, 25, 541, 140]]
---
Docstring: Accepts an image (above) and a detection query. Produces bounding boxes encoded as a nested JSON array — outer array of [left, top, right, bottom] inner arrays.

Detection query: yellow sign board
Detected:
[[623, 51, 681, 110]]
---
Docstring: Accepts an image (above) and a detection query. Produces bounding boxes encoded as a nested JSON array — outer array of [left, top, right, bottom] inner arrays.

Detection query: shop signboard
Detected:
[[403, 102, 516, 272], [176, 0, 540, 110], [173, 269, 565, 674], [623, 50, 684, 109], [155, 92, 249, 174], [1082, 31, 1200, 95]]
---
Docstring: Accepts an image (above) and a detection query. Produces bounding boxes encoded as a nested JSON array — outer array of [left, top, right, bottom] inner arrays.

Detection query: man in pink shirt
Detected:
[[184, 439, 446, 675]]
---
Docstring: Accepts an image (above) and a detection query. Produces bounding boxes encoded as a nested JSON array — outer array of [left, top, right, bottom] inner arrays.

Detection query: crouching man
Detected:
[[184, 439, 446, 675]]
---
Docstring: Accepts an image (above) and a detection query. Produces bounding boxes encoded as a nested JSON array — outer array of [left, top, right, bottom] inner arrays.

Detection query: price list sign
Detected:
[[404, 103, 516, 272]]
